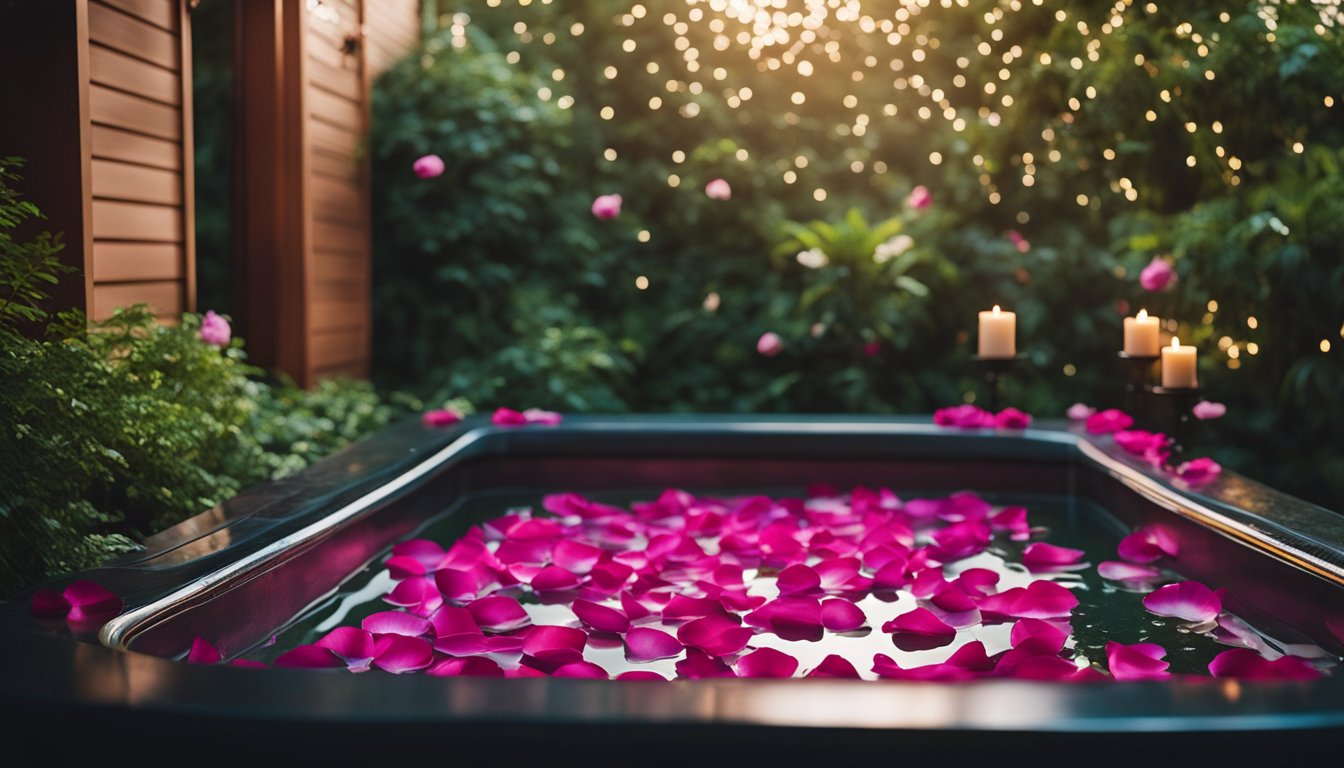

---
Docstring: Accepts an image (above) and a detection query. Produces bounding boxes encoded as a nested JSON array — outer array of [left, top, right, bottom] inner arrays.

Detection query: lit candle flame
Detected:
[[1137, 308, 1148, 320], [1171, 336, 1181, 348], [992, 305, 1001, 316]]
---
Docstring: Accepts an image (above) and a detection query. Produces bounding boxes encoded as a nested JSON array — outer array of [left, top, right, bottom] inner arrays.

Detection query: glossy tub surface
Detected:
[[3, 415, 1343, 761]]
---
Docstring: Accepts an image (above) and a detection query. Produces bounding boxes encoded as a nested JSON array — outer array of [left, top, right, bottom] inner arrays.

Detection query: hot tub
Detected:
[[2, 415, 1342, 761]]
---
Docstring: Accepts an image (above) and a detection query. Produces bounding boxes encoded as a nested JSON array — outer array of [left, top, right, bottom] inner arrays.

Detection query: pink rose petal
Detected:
[[1114, 430, 1170, 457], [421, 408, 462, 427], [1106, 641, 1171, 681], [776, 564, 821, 596], [1098, 561, 1163, 583], [30, 588, 69, 618], [413, 154, 445, 179], [994, 408, 1032, 429], [1010, 618, 1070, 656], [467, 595, 532, 632], [617, 671, 669, 681], [428, 605, 480, 638], [1022, 542, 1086, 571], [1067, 403, 1096, 420], [188, 637, 223, 665], [428, 656, 505, 677], [523, 408, 563, 425], [62, 579, 123, 622], [756, 332, 783, 357], [1139, 256, 1175, 292], [362, 611, 433, 637], [1086, 409, 1135, 435], [1209, 649, 1320, 680], [433, 633, 524, 661], [989, 505, 1030, 541], [820, 598, 866, 631], [676, 648, 737, 679], [1001, 655, 1095, 682], [591, 193, 622, 220], [678, 613, 753, 656], [1118, 526, 1179, 563], [491, 407, 529, 426], [977, 580, 1078, 620], [317, 627, 376, 665], [625, 627, 684, 662], [392, 539, 447, 568], [385, 555, 428, 580], [372, 634, 434, 673], [275, 644, 344, 669], [553, 540, 604, 574], [1192, 401, 1226, 421], [530, 565, 581, 592], [744, 597, 824, 636], [1176, 457, 1222, 485], [806, 654, 861, 679], [736, 647, 799, 678], [1143, 581, 1222, 623], [705, 178, 732, 200], [572, 599, 630, 634], [953, 568, 1000, 596], [430, 566, 482, 600], [882, 607, 956, 638], [523, 625, 588, 665], [872, 654, 977, 682]]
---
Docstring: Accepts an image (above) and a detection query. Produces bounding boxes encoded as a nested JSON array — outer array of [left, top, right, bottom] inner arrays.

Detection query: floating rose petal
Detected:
[[662, 594, 722, 619], [882, 607, 956, 638], [977, 581, 1078, 620], [1117, 526, 1179, 564], [1098, 561, 1163, 584], [523, 625, 587, 665], [421, 409, 462, 427], [989, 506, 1030, 541], [820, 598, 866, 631], [745, 597, 824, 637], [384, 576, 443, 616], [552, 540, 604, 574], [953, 568, 1000, 596], [1002, 655, 1099, 682], [1022, 542, 1086, 571], [428, 605, 480, 638], [625, 627, 684, 662], [928, 520, 991, 561], [679, 613, 754, 656], [676, 648, 737, 678], [994, 408, 1032, 429], [30, 588, 69, 618], [1176, 457, 1222, 485], [385, 555, 427, 580], [506, 665, 548, 679], [1010, 618, 1070, 656], [1143, 581, 1222, 623], [428, 656, 505, 678], [776, 564, 821, 596], [807, 655, 861, 679], [872, 654, 976, 682], [1106, 642, 1171, 681], [617, 671, 669, 681], [433, 633, 524, 661], [620, 591, 653, 622], [433, 568, 482, 601], [737, 647, 799, 678], [1067, 403, 1096, 420], [930, 586, 978, 613], [362, 611, 432, 637], [530, 565, 581, 592], [1209, 649, 1320, 680], [317, 627, 376, 666], [1192, 401, 1227, 421], [1086, 409, 1135, 435], [572, 599, 630, 634], [392, 539, 446, 568], [551, 661, 609, 679], [275, 644, 344, 669], [467, 595, 531, 632], [371, 634, 433, 674], [63, 579, 123, 623], [188, 637, 223, 665]]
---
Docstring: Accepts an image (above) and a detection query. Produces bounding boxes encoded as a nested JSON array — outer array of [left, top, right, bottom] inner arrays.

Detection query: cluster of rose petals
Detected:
[[907, 185, 932, 210], [491, 408, 562, 426], [199, 310, 231, 347], [31, 579, 124, 631], [1072, 405, 1223, 484], [932, 405, 1032, 430], [704, 178, 731, 200], [1085, 409, 1134, 435], [591, 193, 622, 220], [1139, 257, 1176, 292], [1175, 457, 1222, 485], [421, 408, 463, 427]]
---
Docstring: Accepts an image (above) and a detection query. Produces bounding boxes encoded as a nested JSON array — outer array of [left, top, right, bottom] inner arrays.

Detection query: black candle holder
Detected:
[[1150, 385, 1201, 467], [1117, 351, 1159, 423], [971, 354, 1024, 412]]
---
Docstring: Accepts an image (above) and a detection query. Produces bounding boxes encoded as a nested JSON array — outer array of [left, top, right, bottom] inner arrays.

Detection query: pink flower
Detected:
[[704, 178, 732, 200], [413, 154, 445, 179], [993, 407, 1032, 430], [1192, 400, 1226, 420], [1139, 257, 1175, 291], [1005, 230, 1030, 253], [199, 311, 231, 347], [907, 185, 932, 210], [933, 404, 994, 429], [591, 193, 623, 220], [1086, 408, 1134, 435], [1176, 457, 1222, 485], [756, 331, 783, 357], [1066, 403, 1096, 421], [421, 409, 463, 427]]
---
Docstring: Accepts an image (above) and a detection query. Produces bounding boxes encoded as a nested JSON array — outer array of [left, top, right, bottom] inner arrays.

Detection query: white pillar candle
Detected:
[[1123, 308, 1161, 357], [1161, 336, 1198, 388], [978, 305, 1016, 358]]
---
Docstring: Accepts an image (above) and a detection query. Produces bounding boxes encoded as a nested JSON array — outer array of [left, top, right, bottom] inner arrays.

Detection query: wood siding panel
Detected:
[[92, 280, 183, 320], [90, 83, 182, 140], [309, 119, 359, 156], [92, 199, 184, 241], [309, 85, 362, 127], [98, 0, 177, 32], [91, 159, 182, 205], [92, 242, 184, 282], [366, 0, 419, 76], [313, 250, 366, 281], [88, 0, 179, 69], [310, 327, 370, 369], [91, 125, 182, 171], [89, 43, 181, 104]]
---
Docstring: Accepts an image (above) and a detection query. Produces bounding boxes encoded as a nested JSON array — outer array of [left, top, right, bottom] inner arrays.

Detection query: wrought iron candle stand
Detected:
[[972, 354, 1024, 412], [1150, 385, 1201, 467], [1117, 351, 1160, 422]]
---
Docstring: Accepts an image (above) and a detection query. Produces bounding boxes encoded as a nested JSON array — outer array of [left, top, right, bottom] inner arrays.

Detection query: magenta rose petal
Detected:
[[523, 625, 588, 665], [421, 408, 462, 427], [678, 613, 754, 656], [433, 633, 524, 662], [392, 539, 447, 568], [675, 648, 737, 679], [362, 611, 433, 637], [275, 644, 344, 669], [1098, 561, 1163, 583], [744, 597, 824, 633], [1208, 649, 1320, 680], [428, 656, 505, 678], [372, 634, 434, 674], [814, 557, 862, 591], [434, 568, 482, 602], [467, 595, 532, 632], [662, 594, 723, 619], [428, 605, 480, 637], [977, 581, 1078, 620], [872, 654, 977, 682], [736, 647, 799, 678], [572, 599, 630, 634], [1118, 526, 1179, 563], [930, 586, 977, 613], [530, 565, 581, 593], [1142, 581, 1222, 623], [1001, 655, 1091, 681], [316, 627, 377, 667], [1010, 618, 1070, 656], [620, 591, 653, 622], [385, 555, 427, 580], [625, 627, 684, 662], [188, 636, 223, 665], [553, 540, 604, 574], [776, 564, 822, 596], [882, 607, 956, 638], [820, 598, 866, 631], [491, 407, 529, 426], [31, 588, 70, 619], [1106, 641, 1171, 681], [953, 568, 1000, 596], [1022, 542, 1087, 571], [616, 670, 668, 681], [63, 579, 123, 622], [506, 665, 547, 678], [806, 654, 861, 679], [1086, 409, 1135, 435], [989, 506, 1030, 541]]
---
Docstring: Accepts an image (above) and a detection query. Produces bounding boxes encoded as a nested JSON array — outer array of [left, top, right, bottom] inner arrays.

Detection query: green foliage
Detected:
[[0, 160, 406, 596]]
